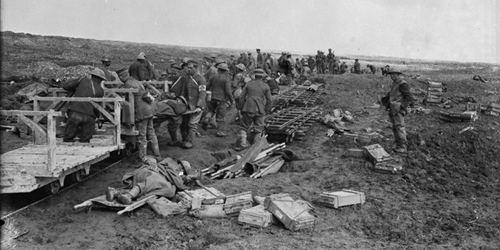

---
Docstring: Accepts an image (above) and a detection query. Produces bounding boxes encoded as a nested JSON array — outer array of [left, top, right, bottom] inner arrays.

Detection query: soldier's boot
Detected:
[[167, 131, 182, 147], [105, 187, 120, 202], [150, 136, 161, 159], [182, 130, 194, 149], [201, 114, 212, 130], [117, 185, 141, 205], [234, 130, 249, 151], [138, 141, 147, 160]]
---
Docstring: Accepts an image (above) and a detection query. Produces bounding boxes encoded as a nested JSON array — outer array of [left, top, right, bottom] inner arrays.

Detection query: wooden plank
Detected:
[[89, 101, 117, 125], [114, 100, 121, 146], [0, 110, 63, 116], [47, 110, 57, 172], [34, 96, 124, 102]]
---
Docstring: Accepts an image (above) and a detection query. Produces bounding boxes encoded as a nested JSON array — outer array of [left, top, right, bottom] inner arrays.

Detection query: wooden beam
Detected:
[[16, 114, 47, 144], [49, 87, 138, 94], [34, 96, 124, 102], [89, 101, 117, 125], [47, 110, 57, 172], [0, 110, 63, 116], [114, 100, 121, 146]]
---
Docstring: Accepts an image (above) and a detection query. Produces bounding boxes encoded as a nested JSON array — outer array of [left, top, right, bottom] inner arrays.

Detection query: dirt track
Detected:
[[2, 33, 500, 250]]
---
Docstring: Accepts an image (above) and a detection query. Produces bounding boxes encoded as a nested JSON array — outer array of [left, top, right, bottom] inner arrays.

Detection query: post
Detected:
[[114, 100, 121, 146], [47, 109, 57, 172], [128, 92, 135, 122]]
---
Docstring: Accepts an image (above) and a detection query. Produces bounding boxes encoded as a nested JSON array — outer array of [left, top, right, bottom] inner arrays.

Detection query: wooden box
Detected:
[[363, 144, 392, 163], [238, 204, 277, 227], [265, 198, 316, 231], [263, 193, 295, 208], [177, 187, 225, 207], [483, 110, 500, 117], [372, 162, 403, 174], [343, 148, 366, 158], [223, 191, 253, 216], [317, 190, 365, 209]]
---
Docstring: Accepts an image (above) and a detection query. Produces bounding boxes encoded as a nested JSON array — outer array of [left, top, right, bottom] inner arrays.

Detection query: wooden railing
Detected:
[[0, 109, 62, 172], [33, 96, 124, 146]]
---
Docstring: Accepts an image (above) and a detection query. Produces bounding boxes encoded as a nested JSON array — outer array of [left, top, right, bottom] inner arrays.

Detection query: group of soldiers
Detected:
[[58, 50, 413, 206]]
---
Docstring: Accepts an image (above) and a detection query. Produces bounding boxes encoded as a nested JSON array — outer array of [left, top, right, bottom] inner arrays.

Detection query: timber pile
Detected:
[[202, 137, 286, 179], [276, 84, 324, 110], [265, 106, 319, 142], [425, 81, 444, 104]]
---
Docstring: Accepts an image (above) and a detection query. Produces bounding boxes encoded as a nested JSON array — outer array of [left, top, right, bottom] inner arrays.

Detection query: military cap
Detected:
[[137, 52, 146, 60], [254, 68, 266, 77], [236, 63, 246, 71], [101, 56, 111, 62], [217, 63, 229, 71]]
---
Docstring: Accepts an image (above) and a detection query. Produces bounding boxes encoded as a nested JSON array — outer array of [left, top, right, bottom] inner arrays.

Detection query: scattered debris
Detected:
[[482, 103, 500, 117], [473, 75, 488, 83], [439, 111, 478, 122], [317, 190, 366, 209], [466, 102, 482, 113], [458, 126, 474, 134]]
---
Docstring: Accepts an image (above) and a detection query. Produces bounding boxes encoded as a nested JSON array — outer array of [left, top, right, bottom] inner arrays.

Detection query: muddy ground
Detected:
[[1, 32, 500, 250]]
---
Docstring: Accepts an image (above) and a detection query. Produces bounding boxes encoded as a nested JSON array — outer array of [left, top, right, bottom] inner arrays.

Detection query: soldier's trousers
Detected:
[[181, 112, 202, 143], [64, 111, 95, 142], [389, 111, 407, 147], [241, 112, 265, 133], [136, 117, 160, 159]]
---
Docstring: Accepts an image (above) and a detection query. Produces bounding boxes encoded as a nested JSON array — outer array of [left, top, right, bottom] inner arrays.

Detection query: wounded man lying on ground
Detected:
[[106, 156, 199, 205]]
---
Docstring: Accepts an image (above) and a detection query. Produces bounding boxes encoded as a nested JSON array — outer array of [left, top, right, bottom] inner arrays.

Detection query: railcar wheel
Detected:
[[43, 181, 61, 195], [69, 169, 86, 183]]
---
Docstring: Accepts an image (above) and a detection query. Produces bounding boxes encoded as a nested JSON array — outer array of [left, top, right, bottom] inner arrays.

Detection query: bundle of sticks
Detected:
[[202, 141, 286, 180]]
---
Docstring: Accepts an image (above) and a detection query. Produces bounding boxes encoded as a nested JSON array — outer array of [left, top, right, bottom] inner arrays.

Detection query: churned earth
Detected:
[[1, 32, 500, 250]]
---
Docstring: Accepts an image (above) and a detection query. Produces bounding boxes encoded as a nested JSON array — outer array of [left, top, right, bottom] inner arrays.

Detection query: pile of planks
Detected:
[[202, 138, 286, 179], [265, 106, 319, 142], [425, 81, 444, 104]]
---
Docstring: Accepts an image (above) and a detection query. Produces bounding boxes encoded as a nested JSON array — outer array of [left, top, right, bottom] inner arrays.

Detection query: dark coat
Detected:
[[170, 73, 206, 110], [207, 73, 234, 103], [388, 78, 414, 115], [129, 60, 150, 81], [266, 78, 280, 95], [239, 79, 272, 115], [61, 77, 104, 117], [123, 77, 155, 121]]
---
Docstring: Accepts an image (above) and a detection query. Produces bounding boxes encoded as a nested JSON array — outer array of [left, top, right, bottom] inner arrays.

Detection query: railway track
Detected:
[[0, 152, 135, 221]]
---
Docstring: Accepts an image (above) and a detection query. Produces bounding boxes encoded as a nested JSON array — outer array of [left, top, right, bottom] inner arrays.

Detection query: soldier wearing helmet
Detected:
[[100, 56, 116, 81], [60, 68, 105, 142]]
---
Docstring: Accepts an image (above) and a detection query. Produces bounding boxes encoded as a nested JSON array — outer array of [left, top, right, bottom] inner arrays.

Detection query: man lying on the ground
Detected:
[[106, 156, 199, 205]]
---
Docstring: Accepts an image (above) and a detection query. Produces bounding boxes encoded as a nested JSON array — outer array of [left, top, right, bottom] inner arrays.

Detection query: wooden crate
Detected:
[[372, 161, 403, 174], [343, 148, 366, 158], [363, 144, 392, 163], [223, 191, 253, 216], [317, 190, 366, 209], [238, 204, 277, 227], [265, 198, 316, 231], [483, 110, 500, 117], [177, 187, 225, 206]]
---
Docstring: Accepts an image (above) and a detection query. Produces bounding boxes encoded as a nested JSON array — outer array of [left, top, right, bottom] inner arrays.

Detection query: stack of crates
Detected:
[[425, 81, 444, 104]]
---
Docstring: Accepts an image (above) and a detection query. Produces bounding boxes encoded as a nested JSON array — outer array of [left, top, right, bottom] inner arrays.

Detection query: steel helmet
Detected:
[[180, 160, 192, 175], [137, 52, 146, 60], [217, 63, 229, 71], [101, 56, 111, 62], [236, 63, 246, 71], [90, 68, 106, 80]]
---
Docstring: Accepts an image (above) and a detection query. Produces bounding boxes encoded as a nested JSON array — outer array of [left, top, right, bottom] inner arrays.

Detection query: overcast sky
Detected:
[[2, 0, 499, 63]]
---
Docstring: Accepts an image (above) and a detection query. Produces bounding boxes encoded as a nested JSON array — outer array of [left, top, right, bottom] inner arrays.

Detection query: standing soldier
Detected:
[[327, 49, 335, 74], [235, 69, 272, 150], [202, 63, 234, 137], [256, 49, 264, 69], [354, 59, 361, 74], [382, 70, 414, 153], [307, 56, 316, 73], [116, 68, 161, 160], [315, 51, 324, 74], [61, 69, 105, 142], [263, 53, 273, 76], [100, 56, 117, 81], [168, 60, 206, 149], [129, 52, 151, 81], [166, 60, 180, 82], [247, 52, 255, 74]]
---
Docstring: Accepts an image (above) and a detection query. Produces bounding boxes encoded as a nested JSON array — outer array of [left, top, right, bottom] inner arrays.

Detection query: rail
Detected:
[[0, 109, 63, 172]]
